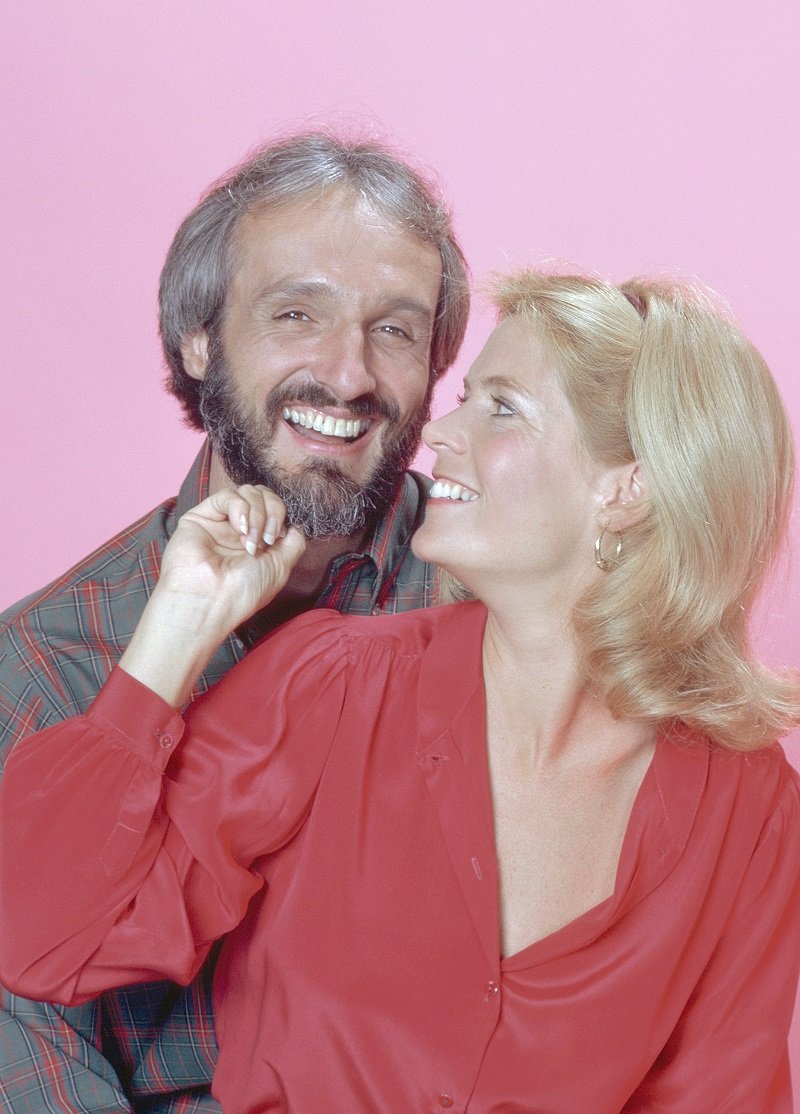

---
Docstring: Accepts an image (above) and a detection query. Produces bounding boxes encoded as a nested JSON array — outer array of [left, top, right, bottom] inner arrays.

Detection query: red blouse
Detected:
[[2, 601, 800, 1112]]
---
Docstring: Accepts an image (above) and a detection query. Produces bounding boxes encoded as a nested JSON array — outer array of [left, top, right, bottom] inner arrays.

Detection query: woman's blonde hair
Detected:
[[491, 269, 800, 750]]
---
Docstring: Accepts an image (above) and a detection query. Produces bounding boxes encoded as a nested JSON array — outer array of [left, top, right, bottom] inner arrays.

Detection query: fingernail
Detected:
[[263, 516, 278, 546], [245, 539, 257, 556], [239, 514, 248, 536]]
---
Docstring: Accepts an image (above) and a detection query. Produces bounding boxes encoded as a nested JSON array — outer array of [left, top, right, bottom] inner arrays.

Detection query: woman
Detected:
[[2, 271, 800, 1112]]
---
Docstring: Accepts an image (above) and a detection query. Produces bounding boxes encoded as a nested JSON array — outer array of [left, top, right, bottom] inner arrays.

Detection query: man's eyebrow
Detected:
[[254, 279, 338, 303], [255, 280, 435, 321], [382, 297, 437, 321]]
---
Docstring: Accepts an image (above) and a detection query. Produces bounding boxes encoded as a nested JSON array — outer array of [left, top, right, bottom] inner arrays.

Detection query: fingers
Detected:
[[181, 485, 305, 567], [223, 485, 294, 557], [273, 523, 306, 562], [229, 486, 306, 595]]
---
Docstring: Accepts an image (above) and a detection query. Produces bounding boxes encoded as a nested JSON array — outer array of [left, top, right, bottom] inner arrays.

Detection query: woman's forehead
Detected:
[[468, 318, 562, 398]]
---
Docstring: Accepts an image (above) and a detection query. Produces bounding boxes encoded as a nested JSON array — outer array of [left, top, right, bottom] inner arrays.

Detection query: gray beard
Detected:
[[198, 351, 431, 539]]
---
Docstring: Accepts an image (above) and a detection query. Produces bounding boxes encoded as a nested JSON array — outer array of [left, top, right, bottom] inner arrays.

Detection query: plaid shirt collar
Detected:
[[174, 439, 215, 520]]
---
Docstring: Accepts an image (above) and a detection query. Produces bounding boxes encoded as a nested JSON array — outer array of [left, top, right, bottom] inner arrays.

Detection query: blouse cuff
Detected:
[[88, 665, 186, 768]]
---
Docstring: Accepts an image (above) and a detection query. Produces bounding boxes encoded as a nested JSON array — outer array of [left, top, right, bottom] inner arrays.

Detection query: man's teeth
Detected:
[[429, 480, 478, 502], [282, 407, 370, 439]]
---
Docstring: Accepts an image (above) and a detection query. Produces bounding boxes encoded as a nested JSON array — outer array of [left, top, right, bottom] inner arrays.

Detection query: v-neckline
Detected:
[[414, 601, 710, 973]]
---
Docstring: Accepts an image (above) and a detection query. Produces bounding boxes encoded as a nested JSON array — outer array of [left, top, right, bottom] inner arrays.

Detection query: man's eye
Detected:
[[375, 324, 411, 341], [277, 310, 311, 321]]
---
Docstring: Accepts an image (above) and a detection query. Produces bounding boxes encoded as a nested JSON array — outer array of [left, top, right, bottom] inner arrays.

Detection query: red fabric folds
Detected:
[[2, 602, 800, 1112]]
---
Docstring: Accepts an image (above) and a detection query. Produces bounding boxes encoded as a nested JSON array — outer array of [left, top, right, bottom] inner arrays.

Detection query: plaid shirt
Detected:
[[0, 442, 441, 1113]]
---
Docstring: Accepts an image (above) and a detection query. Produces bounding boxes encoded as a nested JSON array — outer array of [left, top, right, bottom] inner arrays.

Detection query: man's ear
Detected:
[[180, 331, 210, 382], [600, 463, 648, 532]]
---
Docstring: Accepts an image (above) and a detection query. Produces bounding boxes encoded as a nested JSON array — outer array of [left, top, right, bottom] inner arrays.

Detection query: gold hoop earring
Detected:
[[594, 528, 623, 572]]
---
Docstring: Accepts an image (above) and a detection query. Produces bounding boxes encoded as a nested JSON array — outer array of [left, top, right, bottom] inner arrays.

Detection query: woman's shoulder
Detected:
[[659, 725, 800, 832], [706, 733, 800, 797], [288, 599, 487, 657], [643, 730, 800, 897], [240, 601, 485, 681]]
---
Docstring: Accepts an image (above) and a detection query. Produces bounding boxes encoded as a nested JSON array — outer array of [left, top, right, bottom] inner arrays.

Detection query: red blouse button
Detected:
[[157, 732, 174, 749], [438, 1095, 454, 1109]]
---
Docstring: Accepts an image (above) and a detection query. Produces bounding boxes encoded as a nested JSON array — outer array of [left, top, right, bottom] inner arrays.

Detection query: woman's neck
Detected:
[[480, 602, 653, 769]]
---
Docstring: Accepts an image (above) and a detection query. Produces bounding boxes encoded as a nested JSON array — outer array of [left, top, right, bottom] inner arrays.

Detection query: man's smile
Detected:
[[282, 404, 374, 444]]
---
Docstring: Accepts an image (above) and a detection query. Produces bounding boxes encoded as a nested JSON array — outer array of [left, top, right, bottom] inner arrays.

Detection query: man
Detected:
[[0, 132, 469, 1112]]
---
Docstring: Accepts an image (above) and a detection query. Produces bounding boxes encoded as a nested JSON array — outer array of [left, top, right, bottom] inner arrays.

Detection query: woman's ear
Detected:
[[180, 331, 210, 381], [601, 463, 649, 531]]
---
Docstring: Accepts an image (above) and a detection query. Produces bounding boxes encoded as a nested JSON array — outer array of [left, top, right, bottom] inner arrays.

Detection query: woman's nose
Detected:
[[422, 408, 463, 452]]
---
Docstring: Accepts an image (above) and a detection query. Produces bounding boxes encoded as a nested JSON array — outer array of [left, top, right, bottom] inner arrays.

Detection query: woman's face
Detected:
[[412, 317, 615, 600]]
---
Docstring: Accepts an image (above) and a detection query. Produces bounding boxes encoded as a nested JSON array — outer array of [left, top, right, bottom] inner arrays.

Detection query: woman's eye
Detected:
[[492, 397, 515, 416]]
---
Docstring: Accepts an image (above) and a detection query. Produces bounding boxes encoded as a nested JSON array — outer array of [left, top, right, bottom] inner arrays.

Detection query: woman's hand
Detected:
[[119, 486, 306, 706], [158, 484, 306, 630]]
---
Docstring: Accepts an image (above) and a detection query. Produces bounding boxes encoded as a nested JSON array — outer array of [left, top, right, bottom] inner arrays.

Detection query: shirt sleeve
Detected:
[[623, 754, 800, 1113], [0, 609, 351, 1007]]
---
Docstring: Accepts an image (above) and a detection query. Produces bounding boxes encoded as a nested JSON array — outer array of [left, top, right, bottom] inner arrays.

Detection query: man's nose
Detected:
[[312, 326, 376, 402]]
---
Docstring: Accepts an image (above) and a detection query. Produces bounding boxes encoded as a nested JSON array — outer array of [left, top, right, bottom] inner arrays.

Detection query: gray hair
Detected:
[[159, 132, 470, 428]]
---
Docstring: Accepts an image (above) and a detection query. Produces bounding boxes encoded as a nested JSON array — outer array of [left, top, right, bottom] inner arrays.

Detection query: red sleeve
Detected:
[[623, 756, 800, 1113], [0, 610, 351, 1006]]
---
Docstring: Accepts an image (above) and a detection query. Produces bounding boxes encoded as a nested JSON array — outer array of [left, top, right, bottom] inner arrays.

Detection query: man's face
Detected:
[[184, 190, 443, 538]]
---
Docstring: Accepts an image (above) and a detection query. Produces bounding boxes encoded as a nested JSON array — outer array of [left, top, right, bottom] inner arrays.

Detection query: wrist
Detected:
[[119, 586, 230, 707]]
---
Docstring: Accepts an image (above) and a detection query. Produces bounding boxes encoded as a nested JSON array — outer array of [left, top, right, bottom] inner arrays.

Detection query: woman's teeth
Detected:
[[282, 407, 370, 440], [429, 480, 478, 502]]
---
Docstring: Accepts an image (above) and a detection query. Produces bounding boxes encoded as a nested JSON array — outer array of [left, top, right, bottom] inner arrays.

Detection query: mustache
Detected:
[[268, 382, 399, 423]]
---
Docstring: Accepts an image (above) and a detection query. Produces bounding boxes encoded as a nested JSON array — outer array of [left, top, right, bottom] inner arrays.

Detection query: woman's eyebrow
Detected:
[[479, 374, 535, 399]]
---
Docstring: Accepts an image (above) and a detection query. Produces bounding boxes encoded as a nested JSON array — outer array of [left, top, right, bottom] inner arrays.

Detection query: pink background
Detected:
[[3, 0, 800, 1086]]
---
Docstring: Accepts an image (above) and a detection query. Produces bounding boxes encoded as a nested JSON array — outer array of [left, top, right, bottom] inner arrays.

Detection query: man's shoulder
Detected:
[[1, 496, 178, 639], [0, 492, 187, 755], [1, 444, 211, 644]]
